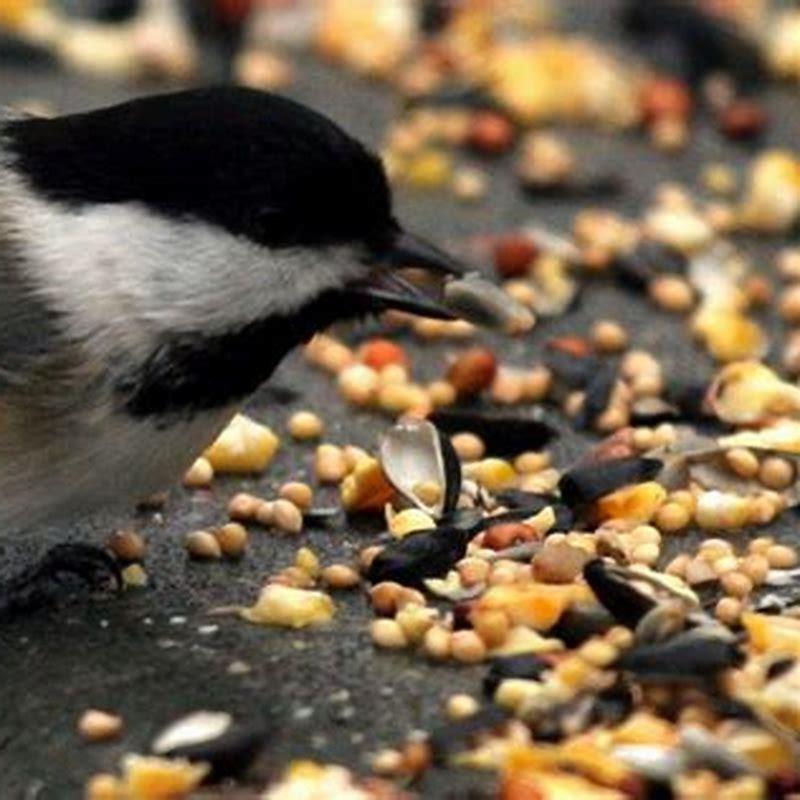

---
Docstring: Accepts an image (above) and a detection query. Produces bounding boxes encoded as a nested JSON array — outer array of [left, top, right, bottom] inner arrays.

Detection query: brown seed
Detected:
[[279, 481, 313, 510], [758, 456, 795, 490], [228, 492, 260, 521], [185, 530, 221, 560], [483, 523, 535, 551], [288, 410, 324, 440], [321, 564, 360, 590], [272, 499, 303, 534], [78, 710, 123, 742], [649, 275, 694, 312], [641, 77, 692, 123], [591, 320, 628, 353], [107, 530, 146, 563], [214, 523, 248, 558], [766, 544, 798, 569], [718, 100, 767, 141], [401, 740, 432, 776], [370, 582, 403, 616], [371, 619, 408, 649], [182, 456, 214, 488], [532, 543, 587, 584], [492, 235, 538, 278], [447, 347, 498, 397], [468, 111, 515, 155], [779, 284, 800, 324], [450, 630, 487, 664]]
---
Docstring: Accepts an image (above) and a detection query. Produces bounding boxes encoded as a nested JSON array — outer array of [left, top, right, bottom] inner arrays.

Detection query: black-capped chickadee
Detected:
[[0, 86, 467, 538]]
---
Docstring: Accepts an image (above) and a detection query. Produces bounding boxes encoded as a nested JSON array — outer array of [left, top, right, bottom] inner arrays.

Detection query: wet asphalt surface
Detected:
[[2, 3, 800, 798]]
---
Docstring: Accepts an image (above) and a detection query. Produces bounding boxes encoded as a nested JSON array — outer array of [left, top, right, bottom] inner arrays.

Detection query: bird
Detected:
[[0, 86, 466, 610]]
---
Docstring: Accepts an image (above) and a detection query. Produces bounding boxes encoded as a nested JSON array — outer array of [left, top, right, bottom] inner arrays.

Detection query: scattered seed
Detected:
[[214, 523, 248, 559], [322, 564, 360, 590], [272, 499, 303, 534], [279, 481, 313, 510], [288, 411, 324, 440], [766, 544, 798, 570], [445, 694, 479, 720], [371, 618, 408, 649], [185, 530, 222, 560], [451, 630, 487, 664], [78, 710, 123, 742], [107, 530, 146, 563]]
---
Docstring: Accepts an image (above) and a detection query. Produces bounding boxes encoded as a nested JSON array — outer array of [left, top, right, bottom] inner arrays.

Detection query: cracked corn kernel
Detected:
[[121, 756, 209, 799], [182, 456, 214, 488], [204, 414, 279, 473], [78, 710, 123, 743], [295, 547, 321, 578], [241, 584, 334, 627]]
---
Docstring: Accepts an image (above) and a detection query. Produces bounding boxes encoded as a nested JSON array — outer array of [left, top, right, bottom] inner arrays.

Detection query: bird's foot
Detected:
[[0, 543, 122, 621]]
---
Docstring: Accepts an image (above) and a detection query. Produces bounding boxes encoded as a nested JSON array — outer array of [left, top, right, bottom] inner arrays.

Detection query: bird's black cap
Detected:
[[5, 86, 396, 251]]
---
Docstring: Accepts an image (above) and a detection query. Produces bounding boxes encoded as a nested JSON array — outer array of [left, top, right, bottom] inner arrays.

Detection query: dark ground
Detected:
[[1, 3, 800, 798]]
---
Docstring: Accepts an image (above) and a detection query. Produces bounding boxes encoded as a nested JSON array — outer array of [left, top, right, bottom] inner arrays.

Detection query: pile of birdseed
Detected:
[[74, 2, 800, 798]]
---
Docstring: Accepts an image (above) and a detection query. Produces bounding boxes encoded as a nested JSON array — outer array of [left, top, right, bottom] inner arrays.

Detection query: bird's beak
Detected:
[[349, 229, 467, 319]]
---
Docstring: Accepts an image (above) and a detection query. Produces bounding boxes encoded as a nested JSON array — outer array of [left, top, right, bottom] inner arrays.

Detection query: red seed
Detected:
[[467, 111, 515, 155], [640, 77, 692, 123], [718, 100, 767, 141], [546, 336, 592, 358], [447, 347, 498, 397], [358, 338, 409, 371], [483, 523, 536, 551], [493, 235, 538, 278]]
